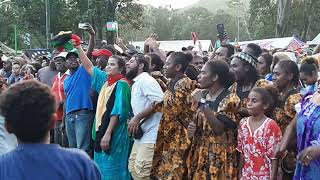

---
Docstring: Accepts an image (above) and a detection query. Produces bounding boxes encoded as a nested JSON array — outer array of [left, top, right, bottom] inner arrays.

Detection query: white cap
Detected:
[[2, 55, 12, 62], [54, 52, 68, 59]]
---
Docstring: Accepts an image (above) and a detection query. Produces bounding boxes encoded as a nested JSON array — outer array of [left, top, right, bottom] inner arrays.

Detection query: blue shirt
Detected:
[[7, 74, 23, 85], [0, 144, 101, 180], [64, 65, 93, 114], [91, 67, 108, 93], [300, 84, 318, 96], [265, 73, 272, 81]]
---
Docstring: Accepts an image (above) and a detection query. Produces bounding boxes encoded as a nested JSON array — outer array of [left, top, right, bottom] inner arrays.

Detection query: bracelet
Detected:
[[281, 160, 294, 174], [280, 152, 295, 174]]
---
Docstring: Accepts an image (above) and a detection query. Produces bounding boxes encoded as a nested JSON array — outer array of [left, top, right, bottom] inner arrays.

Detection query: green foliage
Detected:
[[2, 0, 319, 50], [185, 0, 251, 13], [248, 0, 320, 40], [0, 0, 143, 49], [248, 0, 277, 39], [120, 6, 244, 42]]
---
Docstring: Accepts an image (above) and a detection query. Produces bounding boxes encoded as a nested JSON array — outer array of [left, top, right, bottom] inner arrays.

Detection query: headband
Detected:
[[234, 52, 258, 67]]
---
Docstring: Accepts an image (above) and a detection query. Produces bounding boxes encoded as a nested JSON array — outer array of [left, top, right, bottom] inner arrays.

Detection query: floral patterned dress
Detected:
[[151, 76, 197, 179], [237, 117, 282, 180], [187, 89, 240, 180]]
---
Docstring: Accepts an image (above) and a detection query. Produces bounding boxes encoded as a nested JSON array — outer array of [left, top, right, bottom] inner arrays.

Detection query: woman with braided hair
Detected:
[[300, 56, 319, 95], [272, 59, 302, 179], [129, 52, 197, 179]]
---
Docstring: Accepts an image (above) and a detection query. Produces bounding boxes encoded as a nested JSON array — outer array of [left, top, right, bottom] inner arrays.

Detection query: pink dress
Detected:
[[237, 117, 282, 180]]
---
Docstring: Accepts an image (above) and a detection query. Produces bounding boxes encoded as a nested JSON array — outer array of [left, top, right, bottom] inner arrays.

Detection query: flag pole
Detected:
[[116, 22, 119, 40], [14, 25, 17, 55]]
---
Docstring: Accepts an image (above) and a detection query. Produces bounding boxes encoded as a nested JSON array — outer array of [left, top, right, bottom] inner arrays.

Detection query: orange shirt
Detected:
[[52, 73, 67, 121]]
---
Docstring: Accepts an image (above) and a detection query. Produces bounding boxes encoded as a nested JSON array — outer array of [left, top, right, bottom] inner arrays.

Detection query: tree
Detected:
[[116, 1, 144, 41], [0, 0, 143, 49], [86, 0, 143, 44], [284, 0, 320, 40], [119, 6, 242, 42], [0, 3, 16, 47], [248, 0, 320, 41], [248, 0, 277, 39]]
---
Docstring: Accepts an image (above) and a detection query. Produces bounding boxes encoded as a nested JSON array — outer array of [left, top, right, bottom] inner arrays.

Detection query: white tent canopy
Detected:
[[131, 40, 212, 52], [0, 41, 15, 55], [232, 36, 305, 50], [308, 33, 320, 45]]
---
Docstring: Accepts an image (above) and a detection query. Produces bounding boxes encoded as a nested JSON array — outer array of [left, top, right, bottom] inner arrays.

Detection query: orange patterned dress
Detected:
[[151, 76, 197, 180], [150, 71, 168, 92], [187, 89, 240, 180], [274, 92, 302, 133], [273, 90, 302, 179]]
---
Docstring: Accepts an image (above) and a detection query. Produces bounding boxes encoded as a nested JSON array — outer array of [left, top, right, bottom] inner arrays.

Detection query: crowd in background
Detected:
[[1, 24, 320, 180]]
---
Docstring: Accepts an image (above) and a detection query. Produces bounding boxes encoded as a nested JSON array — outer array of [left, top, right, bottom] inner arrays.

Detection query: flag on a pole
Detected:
[[105, 22, 118, 32]]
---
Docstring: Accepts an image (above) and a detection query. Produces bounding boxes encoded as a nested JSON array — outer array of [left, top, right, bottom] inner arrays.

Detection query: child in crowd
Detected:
[[299, 56, 319, 95], [237, 85, 282, 180], [23, 64, 36, 80], [7, 62, 23, 85]]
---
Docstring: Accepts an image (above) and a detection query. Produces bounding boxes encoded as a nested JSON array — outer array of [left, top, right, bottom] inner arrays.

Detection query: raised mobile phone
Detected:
[[78, 23, 89, 29], [217, 24, 225, 37]]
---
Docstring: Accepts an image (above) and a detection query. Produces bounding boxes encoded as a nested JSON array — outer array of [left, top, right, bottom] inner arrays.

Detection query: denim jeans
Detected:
[[65, 109, 94, 153]]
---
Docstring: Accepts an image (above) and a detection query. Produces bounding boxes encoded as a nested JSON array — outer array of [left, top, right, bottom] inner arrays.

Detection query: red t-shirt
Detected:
[[52, 73, 67, 121]]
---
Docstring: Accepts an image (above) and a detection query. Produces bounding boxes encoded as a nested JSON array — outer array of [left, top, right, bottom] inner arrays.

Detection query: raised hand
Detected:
[[145, 33, 159, 47], [116, 38, 124, 45], [83, 24, 95, 35], [71, 34, 81, 47]]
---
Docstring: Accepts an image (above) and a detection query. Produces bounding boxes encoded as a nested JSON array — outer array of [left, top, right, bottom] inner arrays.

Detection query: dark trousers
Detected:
[[54, 120, 69, 147]]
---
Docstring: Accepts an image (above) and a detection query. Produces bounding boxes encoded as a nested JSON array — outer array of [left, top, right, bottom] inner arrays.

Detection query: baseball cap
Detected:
[[66, 49, 79, 59], [92, 49, 113, 58], [2, 55, 12, 63], [54, 52, 68, 60]]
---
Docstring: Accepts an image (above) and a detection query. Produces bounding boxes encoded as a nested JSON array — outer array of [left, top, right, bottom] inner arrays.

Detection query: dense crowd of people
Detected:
[[1, 25, 320, 180]]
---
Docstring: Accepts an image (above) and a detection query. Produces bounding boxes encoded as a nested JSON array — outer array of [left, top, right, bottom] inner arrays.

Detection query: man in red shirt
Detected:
[[52, 52, 68, 147]]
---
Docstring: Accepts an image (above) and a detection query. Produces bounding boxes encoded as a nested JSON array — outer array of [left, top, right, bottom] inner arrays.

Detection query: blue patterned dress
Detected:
[[294, 93, 320, 180]]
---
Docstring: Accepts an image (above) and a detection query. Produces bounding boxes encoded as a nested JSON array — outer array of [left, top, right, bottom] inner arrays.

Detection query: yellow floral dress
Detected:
[[151, 76, 197, 180], [187, 89, 240, 180]]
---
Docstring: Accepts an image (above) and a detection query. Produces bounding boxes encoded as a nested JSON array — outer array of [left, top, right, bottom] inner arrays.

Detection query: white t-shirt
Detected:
[[0, 116, 17, 155], [131, 72, 164, 144]]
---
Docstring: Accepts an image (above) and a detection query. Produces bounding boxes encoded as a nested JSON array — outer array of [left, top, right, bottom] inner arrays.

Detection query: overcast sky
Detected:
[[139, 0, 199, 9]]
